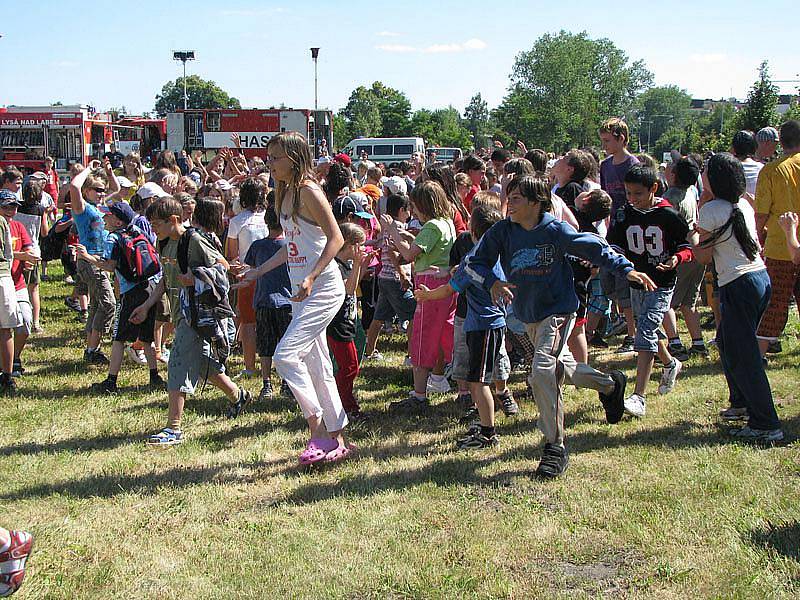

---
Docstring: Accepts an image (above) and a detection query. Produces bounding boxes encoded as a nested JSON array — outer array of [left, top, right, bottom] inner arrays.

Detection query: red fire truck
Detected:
[[165, 108, 333, 159], [0, 105, 152, 174], [114, 116, 167, 161]]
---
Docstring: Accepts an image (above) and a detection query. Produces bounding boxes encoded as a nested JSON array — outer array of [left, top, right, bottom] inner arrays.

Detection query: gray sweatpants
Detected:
[[77, 259, 116, 335], [526, 314, 615, 447]]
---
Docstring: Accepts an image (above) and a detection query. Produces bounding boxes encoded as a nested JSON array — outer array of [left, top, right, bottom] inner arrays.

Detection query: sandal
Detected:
[[299, 438, 339, 465], [324, 442, 356, 463]]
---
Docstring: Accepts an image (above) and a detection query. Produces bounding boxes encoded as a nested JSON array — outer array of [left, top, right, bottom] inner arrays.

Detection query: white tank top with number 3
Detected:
[[280, 204, 340, 294]]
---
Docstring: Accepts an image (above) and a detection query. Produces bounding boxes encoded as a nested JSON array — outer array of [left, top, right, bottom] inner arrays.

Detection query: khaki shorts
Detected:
[[0, 277, 23, 329]]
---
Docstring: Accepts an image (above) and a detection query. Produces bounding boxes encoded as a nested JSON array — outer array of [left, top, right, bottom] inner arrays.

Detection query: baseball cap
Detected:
[[0, 189, 20, 206], [116, 176, 135, 188], [317, 155, 331, 165], [331, 195, 372, 221], [215, 178, 233, 191], [136, 182, 169, 200], [29, 171, 48, 181], [334, 153, 352, 168], [756, 126, 780, 143], [100, 201, 136, 225], [383, 175, 407, 196]]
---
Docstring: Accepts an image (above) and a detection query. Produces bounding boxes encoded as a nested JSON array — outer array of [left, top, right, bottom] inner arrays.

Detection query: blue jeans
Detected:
[[718, 269, 780, 430], [630, 287, 673, 353]]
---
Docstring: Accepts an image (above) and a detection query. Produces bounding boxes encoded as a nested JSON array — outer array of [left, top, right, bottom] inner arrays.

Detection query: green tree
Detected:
[[634, 85, 692, 152], [781, 99, 800, 123], [493, 30, 652, 150], [332, 112, 349, 150], [464, 93, 490, 150], [339, 82, 411, 140], [371, 82, 412, 137], [154, 75, 240, 115], [737, 61, 779, 132]]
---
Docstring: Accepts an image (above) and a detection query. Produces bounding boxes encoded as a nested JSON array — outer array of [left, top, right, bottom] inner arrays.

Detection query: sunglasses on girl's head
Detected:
[[92, 187, 107, 194]]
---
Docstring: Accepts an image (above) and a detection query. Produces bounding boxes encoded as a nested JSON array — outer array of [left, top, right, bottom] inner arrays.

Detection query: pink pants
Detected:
[[409, 273, 456, 369]]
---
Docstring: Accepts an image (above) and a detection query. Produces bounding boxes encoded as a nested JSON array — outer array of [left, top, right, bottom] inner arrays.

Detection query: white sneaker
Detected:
[[427, 374, 451, 394], [125, 344, 147, 365], [658, 358, 682, 395], [365, 351, 384, 362], [624, 393, 646, 418], [403, 355, 412, 367]]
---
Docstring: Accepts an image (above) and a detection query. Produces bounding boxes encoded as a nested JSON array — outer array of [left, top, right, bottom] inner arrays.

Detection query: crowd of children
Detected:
[[1, 119, 798, 482]]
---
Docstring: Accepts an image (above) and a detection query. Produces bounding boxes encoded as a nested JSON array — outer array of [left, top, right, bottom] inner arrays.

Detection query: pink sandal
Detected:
[[299, 438, 339, 465], [324, 442, 356, 463]]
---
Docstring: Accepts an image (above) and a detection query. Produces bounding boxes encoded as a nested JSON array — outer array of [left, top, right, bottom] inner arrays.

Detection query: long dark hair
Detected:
[[418, 165, 469, 222], [700, 152, 759, 261]]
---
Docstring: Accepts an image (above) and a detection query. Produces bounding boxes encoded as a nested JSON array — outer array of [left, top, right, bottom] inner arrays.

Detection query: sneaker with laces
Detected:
[[0, 529, 34, 598], [147, 374, 166, 391], [719, 406, 748, 421], [598, 369, 627, 424], [615, 336, 635, 353], [77, 310, 88, 324], [146, 427, 183, 446], [460, 405, 479, 423], [227, 388, 253, 419], [588, 332, 609, 348], [85, 348, 109, 366], [426, 374, 451, 394], [496, 390, 519, 416], [389, 393, 429, 413], [64, 296, 81, 313], [280, 380, 293, 399], [90, 378, 118, 395], [11, 360, 24, 378], [608, 317, 629, 337], [688, 344, 709, 358], [668, 344, 689, 362], [125, 344, 147, 365], [658, 358, 682, 395], [728, 425, 784, 444], [364, 351, 384, 362], [624, 393, 646, 418], [258, 381, 274, 402], [456, 431, 500, 450], [535, 443, 569, 478]]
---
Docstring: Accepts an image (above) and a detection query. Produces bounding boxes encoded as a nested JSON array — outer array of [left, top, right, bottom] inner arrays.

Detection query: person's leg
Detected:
[[327, 336, 360, 413], [28, 281, 40, 330], [107, 341, 125, 377], [166, 390, 186, 430], [207, 371, 239, 401], [364, 318, 384, 357], [471, 381, 495, 428], [567, 322, 588, 363], [527, 318, 567, 448], [240, 323, 257, 372], [260, 356, 272, 380], [0, 329, 13, 375], [633, 350, 655, 397], [663, 308, 679, 341]]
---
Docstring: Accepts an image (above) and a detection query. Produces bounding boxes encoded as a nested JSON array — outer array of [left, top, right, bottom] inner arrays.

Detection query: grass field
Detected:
[[2, 265, 799, 599]]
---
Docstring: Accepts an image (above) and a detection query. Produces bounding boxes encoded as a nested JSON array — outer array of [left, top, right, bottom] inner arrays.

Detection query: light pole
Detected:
[[310, 47, 320, 111], [173, 51, 196, 110]]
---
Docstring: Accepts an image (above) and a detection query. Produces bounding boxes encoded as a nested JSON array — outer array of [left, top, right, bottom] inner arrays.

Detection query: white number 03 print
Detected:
[[625, 225, 664, 256]]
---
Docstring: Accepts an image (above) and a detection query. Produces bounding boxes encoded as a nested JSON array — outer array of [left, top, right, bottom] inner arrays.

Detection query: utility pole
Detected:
[[310, 48, 320, 156], [173, 51, 196, 110]]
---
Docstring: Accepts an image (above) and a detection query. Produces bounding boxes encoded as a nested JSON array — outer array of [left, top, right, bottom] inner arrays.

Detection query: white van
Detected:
[[427, 147, 463, 164], [341, 137, 424, 166]]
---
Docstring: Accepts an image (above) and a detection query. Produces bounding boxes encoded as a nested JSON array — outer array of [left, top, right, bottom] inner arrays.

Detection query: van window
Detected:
[[373, 144, 393, 155], [394, 144, 413, 154], [356, 145, 372, 156]]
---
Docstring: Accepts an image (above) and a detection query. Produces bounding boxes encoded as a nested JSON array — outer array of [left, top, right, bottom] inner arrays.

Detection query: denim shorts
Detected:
[[374, 277, 417, 323], [630, 286, 673, 353]]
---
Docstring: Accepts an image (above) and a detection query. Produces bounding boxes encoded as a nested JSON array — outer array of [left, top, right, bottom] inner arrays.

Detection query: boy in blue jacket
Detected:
[[468, 175, 656, 477]]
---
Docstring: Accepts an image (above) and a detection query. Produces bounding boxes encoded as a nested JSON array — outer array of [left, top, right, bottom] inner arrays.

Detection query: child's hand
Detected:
[[73, 244, 88, 260], [779, 212, 798, 233], [228, 260, 247, 275], [129, 304, 148, 324], [378, 214, 394, 229], [490, 280, 515, 305], [239, 267, 259, 283], [414, 284, 431, 302], [292, 276, 315, 302], [655, 255, 679, 271], [627, 270, 656, 291]]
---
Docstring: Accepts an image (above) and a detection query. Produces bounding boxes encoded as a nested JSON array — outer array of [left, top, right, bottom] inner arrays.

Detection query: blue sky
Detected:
[[1, 0, 798, 115]]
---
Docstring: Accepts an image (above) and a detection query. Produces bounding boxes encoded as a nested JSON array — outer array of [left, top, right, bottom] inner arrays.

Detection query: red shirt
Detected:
[[43, 168, 59, 201], [9, 220, 32, 291], [464, 184, 479, 213]]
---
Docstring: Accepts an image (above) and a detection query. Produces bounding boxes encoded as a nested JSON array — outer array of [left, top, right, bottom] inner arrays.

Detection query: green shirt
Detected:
[[0, 216, 12, 279], [413, 218, 455, 272], [161, 231, 223, 324]]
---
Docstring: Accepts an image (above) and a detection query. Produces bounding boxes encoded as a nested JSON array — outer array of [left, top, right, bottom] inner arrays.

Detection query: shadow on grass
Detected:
[[0, 430, 138, 457], [747, 521, 800, 561]]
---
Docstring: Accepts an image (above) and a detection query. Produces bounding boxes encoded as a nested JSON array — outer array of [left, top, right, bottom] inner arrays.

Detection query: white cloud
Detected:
[[689, 53, 727, 64], [375, 38, 488, 54], [377, 31, 400, 37]]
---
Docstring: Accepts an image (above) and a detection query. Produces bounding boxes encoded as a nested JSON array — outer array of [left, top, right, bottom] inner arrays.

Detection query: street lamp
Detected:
[[173, 51, 196, 111], [310, 47, 320, 111]]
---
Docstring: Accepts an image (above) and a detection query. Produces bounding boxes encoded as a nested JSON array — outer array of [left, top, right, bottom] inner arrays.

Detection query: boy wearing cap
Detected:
[[75, 202, 164, 394], [0, 191, 24, 395], [755, 126, 781, 164]]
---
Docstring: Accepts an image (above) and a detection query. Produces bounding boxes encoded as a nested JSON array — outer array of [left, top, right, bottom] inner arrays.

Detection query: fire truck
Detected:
[[165, 108, 333, 160], [114, 116, 167, 161], [0, 105, 153, 174]]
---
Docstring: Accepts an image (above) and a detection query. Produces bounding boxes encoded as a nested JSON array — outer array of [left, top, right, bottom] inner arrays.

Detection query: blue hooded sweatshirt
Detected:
[[466, 213, 633, 324]]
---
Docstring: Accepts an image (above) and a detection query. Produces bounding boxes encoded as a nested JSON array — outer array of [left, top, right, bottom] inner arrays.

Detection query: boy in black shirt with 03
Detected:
[[607, 165, 693, 418]]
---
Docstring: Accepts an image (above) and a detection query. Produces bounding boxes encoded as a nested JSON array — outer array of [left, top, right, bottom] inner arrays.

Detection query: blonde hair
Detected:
[[455, 172, 471, 188], [339, 221, 366, 246], [471, 190, 501, 211], [267, 131, 317, 220], [123, 153, 145, 186], [410, 180, 451, 221], [598, 118, 629, 145]]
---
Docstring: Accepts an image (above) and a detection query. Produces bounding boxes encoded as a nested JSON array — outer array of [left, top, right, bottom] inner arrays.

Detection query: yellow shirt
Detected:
[[755, 153, 800, 261]]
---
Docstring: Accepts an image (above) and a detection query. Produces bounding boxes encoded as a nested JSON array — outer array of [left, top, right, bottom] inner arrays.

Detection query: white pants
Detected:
[[273, 272, 348, 432]]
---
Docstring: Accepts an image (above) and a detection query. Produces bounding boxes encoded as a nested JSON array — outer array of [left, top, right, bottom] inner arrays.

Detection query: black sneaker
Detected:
[[588, 332, 609, 348], [668, 344, 689, 362], [280, 380, 293, 399], [389, 394, 429, 413], [77, 310, 88, 324], [258, 381, 274, 402], [598, 370, 626, 424], [615, 336, 635, 354], [497, 390, 519, 416], [64, 296, 81, 313], [11, 360, 24, 378], [0, 376, 17, 396], [90, 378, 118, 395], [85, 349, 109, 366], [147, 374, 166, 391], [688, 344, 709, 358], [535, 443, 569, 478], [226, 388, 253, 419], [766, 340, 783, 354], [460, 405, 479, 423], [456, 431, 499, 450]]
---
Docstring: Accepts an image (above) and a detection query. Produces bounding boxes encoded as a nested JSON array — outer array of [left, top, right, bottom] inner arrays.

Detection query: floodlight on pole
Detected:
[[310, 48, 320, 111], [173, 51, 196, 111]]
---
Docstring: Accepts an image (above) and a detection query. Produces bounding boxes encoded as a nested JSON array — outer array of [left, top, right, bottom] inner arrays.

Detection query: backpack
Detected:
[[40, 224, 69, 262], [115, 226, 161, 283]]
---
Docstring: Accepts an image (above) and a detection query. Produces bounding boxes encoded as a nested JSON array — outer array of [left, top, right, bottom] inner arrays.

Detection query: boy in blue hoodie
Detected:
[[415, 205, 508, 449], [468, 175, 656, 477]]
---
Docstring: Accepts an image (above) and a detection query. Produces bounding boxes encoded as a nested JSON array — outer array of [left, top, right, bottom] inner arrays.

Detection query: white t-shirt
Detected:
[[698, 198, 765, 287], [227, 209, 267, 262], [740, 158, 763, 198]]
